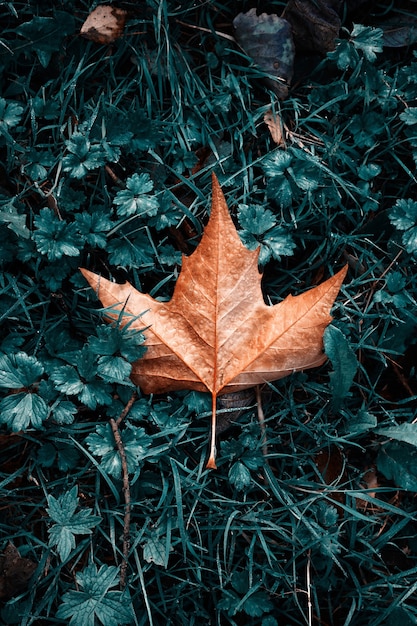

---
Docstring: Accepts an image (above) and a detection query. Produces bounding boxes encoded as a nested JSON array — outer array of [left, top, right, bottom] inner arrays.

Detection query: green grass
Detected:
[[1, 1, 417, 625]]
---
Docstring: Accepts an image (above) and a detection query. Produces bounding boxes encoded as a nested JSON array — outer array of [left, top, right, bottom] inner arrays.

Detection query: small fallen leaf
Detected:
[[264, 109, 285, 146], [80, 5, 127, 45], [233, 9, 295, 99], [81, 174, 347, 468]]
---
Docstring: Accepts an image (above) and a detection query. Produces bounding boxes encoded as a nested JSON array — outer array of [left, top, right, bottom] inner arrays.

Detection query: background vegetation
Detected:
[[1, 1, 417, 624]]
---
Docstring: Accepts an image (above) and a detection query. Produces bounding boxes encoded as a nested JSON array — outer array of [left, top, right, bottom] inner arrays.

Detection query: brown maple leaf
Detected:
[[81, 174, 347, 468]]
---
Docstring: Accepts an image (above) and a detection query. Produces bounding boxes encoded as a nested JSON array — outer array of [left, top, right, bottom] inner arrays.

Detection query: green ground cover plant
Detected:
[[0, 1, 417, 624]]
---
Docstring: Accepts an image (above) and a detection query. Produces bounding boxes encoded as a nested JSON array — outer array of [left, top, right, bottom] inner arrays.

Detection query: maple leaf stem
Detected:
[[206, 393, 218, 470]]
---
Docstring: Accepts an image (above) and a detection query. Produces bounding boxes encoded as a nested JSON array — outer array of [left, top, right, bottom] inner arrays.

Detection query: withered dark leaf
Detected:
[[0, 542, 37, 601]]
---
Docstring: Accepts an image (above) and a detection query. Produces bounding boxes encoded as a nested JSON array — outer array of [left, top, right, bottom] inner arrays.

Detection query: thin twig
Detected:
[[175, 19, 236, 43], [109, 390, 137, 589], [116, 390, 138, 427]]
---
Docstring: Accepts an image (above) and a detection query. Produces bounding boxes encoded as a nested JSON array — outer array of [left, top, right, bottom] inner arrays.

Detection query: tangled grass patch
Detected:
[[1, 1, 417, 625]]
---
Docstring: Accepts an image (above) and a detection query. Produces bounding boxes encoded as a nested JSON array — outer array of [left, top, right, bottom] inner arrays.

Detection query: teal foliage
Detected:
[[389, 199, 417, 256], [56, 563, 134, 626], [113, 173, 159, 218], [85, 423, 152, 478], [47, 486, 101, 561]]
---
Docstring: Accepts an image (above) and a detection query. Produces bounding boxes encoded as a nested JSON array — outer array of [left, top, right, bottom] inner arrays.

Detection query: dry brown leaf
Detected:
[[81, 174, 347, 468], [264, 109, 286, 146], [80, 6, 127, 45]]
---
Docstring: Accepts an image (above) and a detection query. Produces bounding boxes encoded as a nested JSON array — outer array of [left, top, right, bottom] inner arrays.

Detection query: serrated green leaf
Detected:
[[32, 96, 60, 120], [402, 227, 417, 253], [349, 112, 385, 148], [324, 326, 358, 411], [88, 324, 145, 362], [238, 204, 276, 235], [389, 199, 417, 230], [75, 347, 97, 380], [143, 534, 167, 567], [0, 392, 48, 431], [389, 199, 417, 254], [262, 149, 292, 177], [0, 98, 24, 134], [358, 163, 381, 181], [351, 24, 383, 62], [37, 441, 80, 471], [48, 525, 76, 562], [47, 487, 101, 561], [22, 147, 55, 181], [229, 462, 251, 491], [291, 157, 321, 191], [113, 172, 159, 217], [34, 208, 81, 260], [37, 442, 57, 468], [50, 365, 84, 395], [400, 107, 417, 125], [231, 570, 249, 594], [0, 352, 44, 388], [239, 223, 295, 265], [56, 564, 133, 626], [266, 175, 293, 208], [50, 399, 77, 425], [78, 380, 113, 409], [0, 198, 30, 238], [16, 12, 75, 67], [317, 502, 339, 528], [74, 211, 112, 248], [386, 271, 407, 293], [63, 133, 107, 178], [264, 226, 296, 260], [47, 485, 78, 523], [119, 426, 153, 463], [158, 243, 182, 265], [328, 40, 360, 70], [50, 358, 113, 409], [56, 443, 81, 472], [86, 423, 152, 477], [183, 390, 212, 414], [242, 591, 274, 618], [97, 355, 132, 383]]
